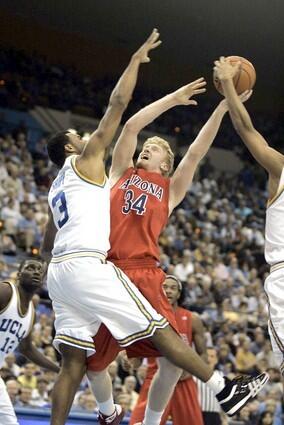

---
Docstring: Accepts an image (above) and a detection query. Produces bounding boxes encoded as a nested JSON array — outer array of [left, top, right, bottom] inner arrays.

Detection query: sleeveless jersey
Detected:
[[108, 168, 169, 261], [265, 168, 284, 265], [48, 155, 110, 257], [0, 282, 34, 368], [146, 308, 193, 379]]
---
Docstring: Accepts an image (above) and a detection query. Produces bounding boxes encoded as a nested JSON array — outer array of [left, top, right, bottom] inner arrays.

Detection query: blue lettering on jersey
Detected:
[[52, 190, 69, 228], [0, 319, 26, 343], [52, 172, 65, 189]]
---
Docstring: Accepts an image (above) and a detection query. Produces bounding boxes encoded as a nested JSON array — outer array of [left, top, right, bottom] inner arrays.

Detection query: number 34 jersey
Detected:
[[48, 155, 110, 257], [108, 167, 170, 262]]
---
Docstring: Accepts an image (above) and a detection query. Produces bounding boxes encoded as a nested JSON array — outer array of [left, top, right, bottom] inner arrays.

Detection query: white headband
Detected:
[[165, 275, 182, 291]]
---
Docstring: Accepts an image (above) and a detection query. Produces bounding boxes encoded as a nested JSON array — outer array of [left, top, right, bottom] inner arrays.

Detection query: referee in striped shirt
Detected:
[[195, 347, 222, 425]]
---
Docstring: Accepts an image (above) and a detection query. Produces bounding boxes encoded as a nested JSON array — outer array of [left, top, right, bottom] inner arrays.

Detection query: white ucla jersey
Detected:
[[0, 282, 34, 368], [265, 167, 284, 265], [48, 155, 110, 257]]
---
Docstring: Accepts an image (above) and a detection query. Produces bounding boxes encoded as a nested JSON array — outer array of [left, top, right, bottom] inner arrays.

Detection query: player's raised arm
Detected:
[[110, 78, 206, 184], [214, 57, 284, 182], [80, 29, 161, 161], [169, 93, 250, 213]]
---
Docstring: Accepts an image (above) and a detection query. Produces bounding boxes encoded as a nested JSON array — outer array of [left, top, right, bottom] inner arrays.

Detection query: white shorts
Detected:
[[47, 254, 168, 356], [264, 267, 284, 374], [0, 377, 18, 425]]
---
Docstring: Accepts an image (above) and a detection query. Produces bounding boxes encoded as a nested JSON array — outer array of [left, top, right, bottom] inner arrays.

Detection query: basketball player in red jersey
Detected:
[[87, 79, 253, 424], [129, 275, 206, 425]]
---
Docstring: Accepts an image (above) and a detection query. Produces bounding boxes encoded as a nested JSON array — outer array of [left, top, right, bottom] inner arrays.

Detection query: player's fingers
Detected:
[[148, 28, 159, 42], [150, 40, 162, 49], [150, 32, 160, 44], [241, 89, 253, 101], [189, 77, 205, 86], [188, 100, 198, 106], [194, 88, 207, 94], [191, 81, 207, 91]]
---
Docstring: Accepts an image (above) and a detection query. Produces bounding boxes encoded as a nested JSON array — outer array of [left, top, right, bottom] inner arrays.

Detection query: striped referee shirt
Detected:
[[194, 378, 221, 413]]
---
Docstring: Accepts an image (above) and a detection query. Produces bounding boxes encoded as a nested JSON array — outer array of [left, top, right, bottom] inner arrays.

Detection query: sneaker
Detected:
[[98, 405, 124, 425], [217, 372, 269, 417]]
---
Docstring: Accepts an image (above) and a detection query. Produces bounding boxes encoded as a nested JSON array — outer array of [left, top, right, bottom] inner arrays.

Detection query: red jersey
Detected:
[[108, 167, 169, 261]]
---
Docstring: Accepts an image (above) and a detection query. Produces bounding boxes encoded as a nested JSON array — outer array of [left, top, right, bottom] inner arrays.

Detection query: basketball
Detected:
[[214, 56, 256, 95]]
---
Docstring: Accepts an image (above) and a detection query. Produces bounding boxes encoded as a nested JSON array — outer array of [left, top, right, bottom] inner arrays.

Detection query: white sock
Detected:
[[206, 371, 226, 395], [143, 407, 163, 425], [97, 397, 116, 416]]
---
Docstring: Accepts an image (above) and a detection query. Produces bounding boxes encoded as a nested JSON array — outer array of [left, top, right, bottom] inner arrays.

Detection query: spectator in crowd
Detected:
[[122, 376, 139, 411], [31, 376, 50, 407], [3, 353, 21, 377], [14, 387, 33, 407], [17, 363, 38, 389], [235, 338, 257, 374], [5, 379, 20, 405]]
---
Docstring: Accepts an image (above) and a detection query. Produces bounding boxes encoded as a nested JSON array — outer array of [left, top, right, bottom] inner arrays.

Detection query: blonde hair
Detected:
[[143, 136, 174, 176]]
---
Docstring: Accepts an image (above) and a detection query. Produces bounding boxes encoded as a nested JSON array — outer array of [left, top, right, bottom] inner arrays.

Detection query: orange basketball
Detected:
[[213, 56, 256, 95]]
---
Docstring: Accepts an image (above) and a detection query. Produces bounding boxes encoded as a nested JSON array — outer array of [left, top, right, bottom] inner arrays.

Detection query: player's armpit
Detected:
[[73, 153, 106, 186]]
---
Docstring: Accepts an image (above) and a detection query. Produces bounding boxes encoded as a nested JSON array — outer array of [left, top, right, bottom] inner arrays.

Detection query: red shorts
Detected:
[[87, 259, 179, 371], [130, 360, 204, 425]]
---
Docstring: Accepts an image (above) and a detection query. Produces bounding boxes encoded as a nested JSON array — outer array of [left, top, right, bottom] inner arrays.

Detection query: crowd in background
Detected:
[[0, 47, 283, 425], [1, 46, 284, 152]]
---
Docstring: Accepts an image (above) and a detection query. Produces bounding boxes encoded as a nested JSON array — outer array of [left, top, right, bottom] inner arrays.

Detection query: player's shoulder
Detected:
[[177, 306, 192, 318], [0, 281, 13, 312]]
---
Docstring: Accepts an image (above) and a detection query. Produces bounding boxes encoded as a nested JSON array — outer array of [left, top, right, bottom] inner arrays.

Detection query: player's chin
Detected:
[[136, 159, 148, 169], [22, 279, 42, 291]]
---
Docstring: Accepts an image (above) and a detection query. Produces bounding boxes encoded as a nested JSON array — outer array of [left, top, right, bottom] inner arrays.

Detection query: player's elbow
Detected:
[[109, 92, 129, 109], [188, 146, 204, 163], [123, 119, 139, 134]]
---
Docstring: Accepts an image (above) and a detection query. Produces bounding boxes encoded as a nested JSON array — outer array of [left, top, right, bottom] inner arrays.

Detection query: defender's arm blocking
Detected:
[[80, 29, 162, 160], [214, 57, 284, 184]]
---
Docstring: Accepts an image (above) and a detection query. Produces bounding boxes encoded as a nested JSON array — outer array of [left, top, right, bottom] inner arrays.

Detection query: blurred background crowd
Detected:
[[0, 46, 283, 425]]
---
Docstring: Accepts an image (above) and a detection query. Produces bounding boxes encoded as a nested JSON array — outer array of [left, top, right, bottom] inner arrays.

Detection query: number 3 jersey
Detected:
[[48, 155, 110, 257], [108, 167, 170, 262], [0, 282, 34, 368]]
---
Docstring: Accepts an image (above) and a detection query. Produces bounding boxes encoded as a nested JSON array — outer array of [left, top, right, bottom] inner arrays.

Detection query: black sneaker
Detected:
[[217, 373, 269, 417]]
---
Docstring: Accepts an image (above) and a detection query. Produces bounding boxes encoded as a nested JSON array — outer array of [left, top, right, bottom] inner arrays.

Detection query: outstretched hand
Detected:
[[172, 78, 207, 106], [214, 56, 240, 81], [219, 89, 253, 111], [132, 28, 162, 63]]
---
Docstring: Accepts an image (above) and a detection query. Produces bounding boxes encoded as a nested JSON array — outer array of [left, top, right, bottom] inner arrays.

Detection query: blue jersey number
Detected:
[[122, 190, 148, 215], [52, 191, 69, 228]]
